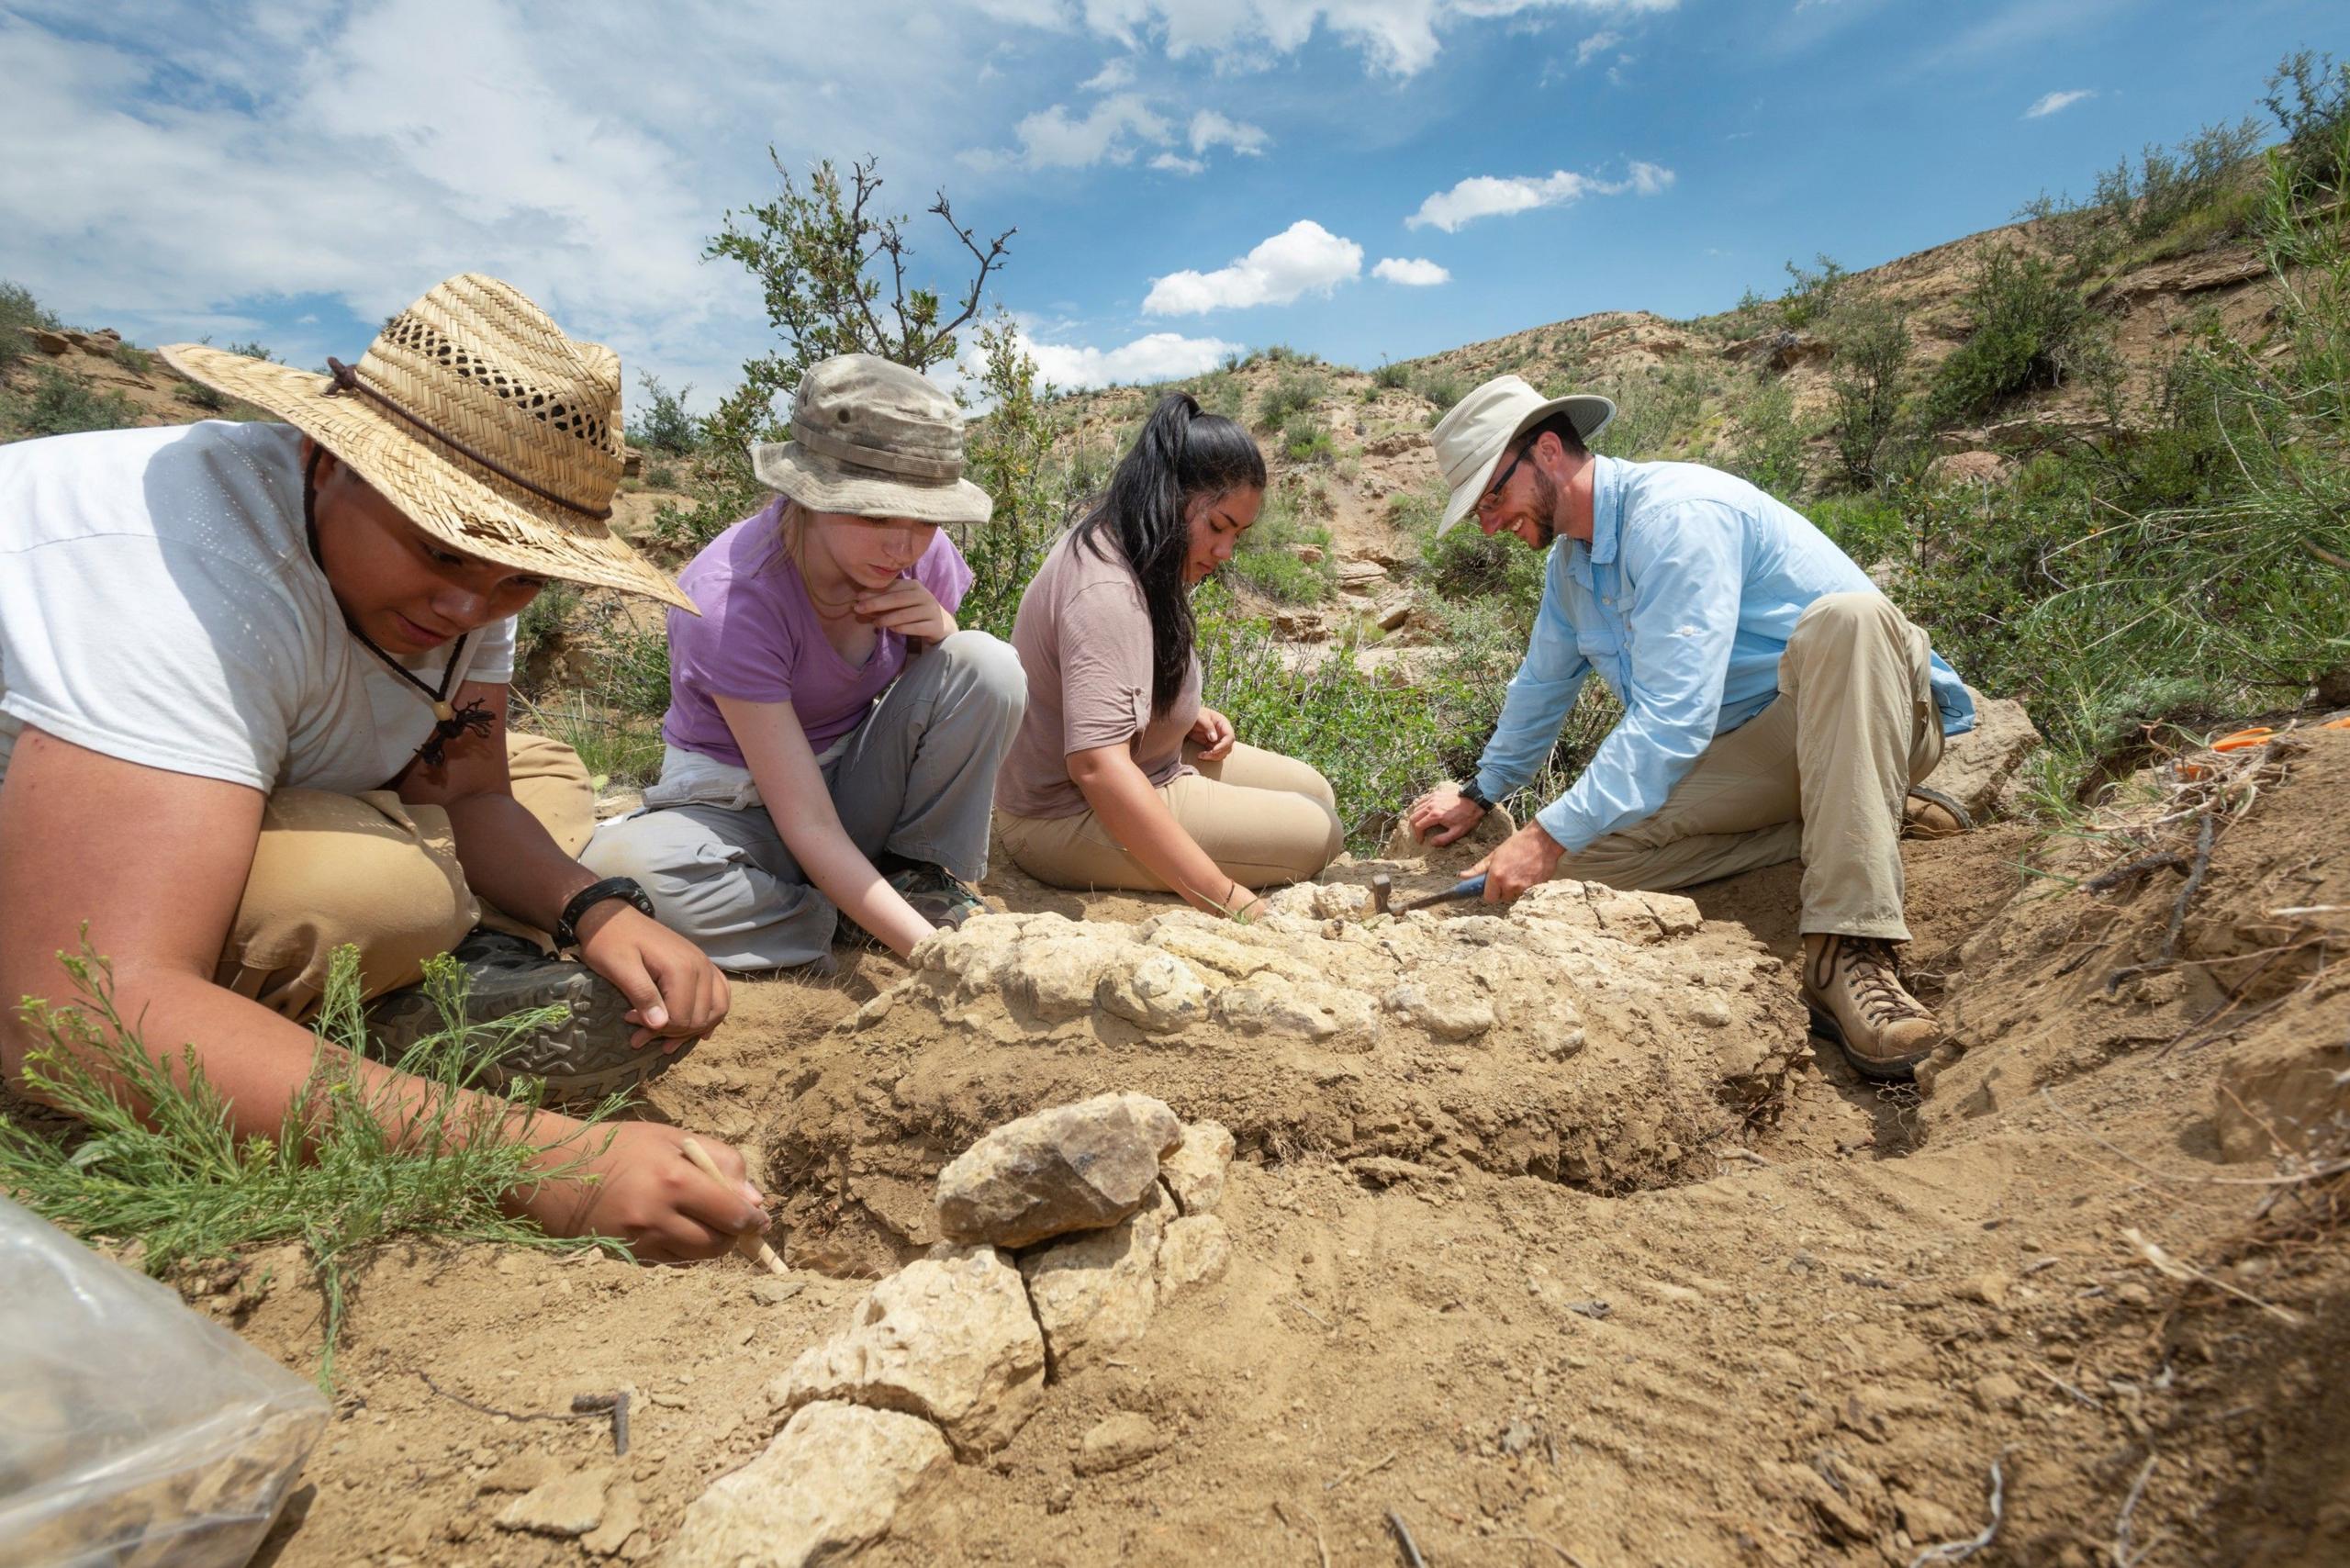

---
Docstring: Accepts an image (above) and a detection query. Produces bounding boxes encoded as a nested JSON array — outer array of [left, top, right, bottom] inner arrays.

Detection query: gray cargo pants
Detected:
[[581, 631, 1026, 970]]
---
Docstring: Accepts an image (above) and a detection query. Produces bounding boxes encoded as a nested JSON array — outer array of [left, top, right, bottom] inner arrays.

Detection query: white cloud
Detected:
[[1079, 55, 1136, 90], [1024, 330, 1243, 388], [1064, 0, 1680, 78], [1143, 219, 1365, 314], [1372, 256, 1450, 286], [2023, 87, 2096, 119], [1189, 108, 1270, 156], [1405, 161, 1673, 231], [1574, 28, 1620, 64], [1151, 151, 1207, 175], [1011, 93, 1169, 167]]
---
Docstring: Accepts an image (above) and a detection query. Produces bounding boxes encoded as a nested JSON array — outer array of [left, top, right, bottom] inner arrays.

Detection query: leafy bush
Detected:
[[1719, 373, 1810, 501], [1225, 487, 1333, 605], [1587, 364, 1712, 459], [1372, 360, 1413, 390], [1929, 248, 2102, 421], [176, 379, 229, 412], [1196, 589, 1455, 847], [1778, 254, 1849, 329], [2265, 50, 2350, 196], [2093, 118, 2263, 242], [628, 373, 700, 455], [111, 342, 151, 375], [958, 316, 1069, 640], [1281, 411, 1333, 463], [1414, 369, 1464, 412], [1404, 489, 1546, 622], [0, 280, 60, 371], [3, 368, 142, 438], [223, 339, 278, 363], [1256, 367, 1326, 430], [1823, 297, 1912, 487], [511, 580, 584, 688], [0, 945, 627, 1382]]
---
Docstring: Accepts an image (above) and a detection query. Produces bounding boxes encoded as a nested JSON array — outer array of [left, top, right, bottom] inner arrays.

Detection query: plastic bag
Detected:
[[0, 1197, 329, 1568]]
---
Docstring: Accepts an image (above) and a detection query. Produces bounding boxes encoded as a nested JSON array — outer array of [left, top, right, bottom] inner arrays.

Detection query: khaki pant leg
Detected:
[[996, 748, 1343, 895], [1776, 592, 1942, 942], [477, 731, 599, 946], [1188, 741, 1340, 816], [1554, 695, 1806, 893], [505, 730, 598, 857], [218, 790, 478, 1019]]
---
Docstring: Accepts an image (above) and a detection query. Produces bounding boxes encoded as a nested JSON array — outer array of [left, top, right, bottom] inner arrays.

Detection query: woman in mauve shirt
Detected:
[[993, 394, 1342, 914], [585, 355, 1026, 973]]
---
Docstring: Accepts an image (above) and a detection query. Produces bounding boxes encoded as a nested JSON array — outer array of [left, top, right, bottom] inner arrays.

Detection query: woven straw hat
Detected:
[[161, 274, 694, 610], [750, 353, 993, 526], [1429, 375, 1615, 535]]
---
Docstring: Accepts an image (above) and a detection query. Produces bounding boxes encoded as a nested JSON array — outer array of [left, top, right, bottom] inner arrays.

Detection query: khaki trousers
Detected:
[[217, 733, 595, 1019], [997, 741, 1345, 895], [1551, 592, 1944, 942]]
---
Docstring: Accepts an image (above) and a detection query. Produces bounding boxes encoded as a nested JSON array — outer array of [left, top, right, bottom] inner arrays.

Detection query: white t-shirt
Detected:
[[0, 420, 517, 794]]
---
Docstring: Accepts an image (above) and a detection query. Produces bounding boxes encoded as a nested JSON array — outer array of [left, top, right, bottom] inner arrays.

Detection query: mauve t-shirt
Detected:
[[661, 499, 974, 767], [995, 528, 1201, 820]]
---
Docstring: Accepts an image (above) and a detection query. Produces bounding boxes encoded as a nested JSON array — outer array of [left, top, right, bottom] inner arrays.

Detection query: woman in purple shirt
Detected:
[[583, 355, 1025, 972]]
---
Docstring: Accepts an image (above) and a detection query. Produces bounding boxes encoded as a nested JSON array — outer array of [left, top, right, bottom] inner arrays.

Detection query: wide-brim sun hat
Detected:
[[750, 353, 993, 527], [161, 274, 694, 611], [1429, 375, 1616, 535]]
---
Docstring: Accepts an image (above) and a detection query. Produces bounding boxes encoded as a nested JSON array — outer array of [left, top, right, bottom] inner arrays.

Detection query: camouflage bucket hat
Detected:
[[749, 353, 994, 526]]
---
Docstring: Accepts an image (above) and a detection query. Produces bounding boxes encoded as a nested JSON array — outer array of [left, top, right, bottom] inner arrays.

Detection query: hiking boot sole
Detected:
[[367, 962, 693, 1104], [1804, 1000, 1929, 1084]]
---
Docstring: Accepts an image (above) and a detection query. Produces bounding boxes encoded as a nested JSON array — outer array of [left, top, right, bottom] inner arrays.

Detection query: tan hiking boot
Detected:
[[1901, 784, 1974, 840], [1801, 934, 1942, 1081]]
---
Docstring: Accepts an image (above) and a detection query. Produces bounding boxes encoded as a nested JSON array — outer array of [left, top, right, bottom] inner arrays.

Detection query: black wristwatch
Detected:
[[555, 876, 655, 950], [1458, 779, 1494, 812]]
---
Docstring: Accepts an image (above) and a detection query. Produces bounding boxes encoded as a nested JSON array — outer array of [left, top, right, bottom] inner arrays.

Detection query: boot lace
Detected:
[[1841, 938, 1930, 1028]]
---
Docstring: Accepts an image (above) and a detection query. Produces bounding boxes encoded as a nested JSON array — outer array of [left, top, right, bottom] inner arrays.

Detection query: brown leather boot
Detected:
[[1800, 934, 1942, 1081], [1901, 784, 1974, 839]]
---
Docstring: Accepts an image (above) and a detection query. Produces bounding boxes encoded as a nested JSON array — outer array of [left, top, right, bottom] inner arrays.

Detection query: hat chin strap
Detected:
[[323, 356, 614, 522]]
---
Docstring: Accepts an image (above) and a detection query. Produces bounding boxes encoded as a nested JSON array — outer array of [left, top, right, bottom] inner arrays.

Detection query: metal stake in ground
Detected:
[[678, 1137, 789, 1276]]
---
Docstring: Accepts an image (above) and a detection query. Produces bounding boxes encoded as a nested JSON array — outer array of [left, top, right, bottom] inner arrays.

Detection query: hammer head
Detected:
[[1371, 873, 1393, 916]]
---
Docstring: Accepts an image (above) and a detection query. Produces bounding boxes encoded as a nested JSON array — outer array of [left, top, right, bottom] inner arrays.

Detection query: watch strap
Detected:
[[555, 876, 655, 949]]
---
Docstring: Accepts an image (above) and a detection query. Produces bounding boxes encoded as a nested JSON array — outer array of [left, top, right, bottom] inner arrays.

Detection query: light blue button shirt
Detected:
[[1473, 456, 1976, 854]]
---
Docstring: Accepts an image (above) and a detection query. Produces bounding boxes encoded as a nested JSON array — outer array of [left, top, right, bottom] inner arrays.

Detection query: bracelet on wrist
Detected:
[[555, 876, 655, 950]]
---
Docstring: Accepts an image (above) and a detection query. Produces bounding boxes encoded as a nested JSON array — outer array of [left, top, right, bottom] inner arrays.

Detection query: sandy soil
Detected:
[[171, 733, 2350, 1568]]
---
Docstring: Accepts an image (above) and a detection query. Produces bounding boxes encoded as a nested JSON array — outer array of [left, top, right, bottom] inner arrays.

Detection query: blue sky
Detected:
[[0, 1, 2337, 415]]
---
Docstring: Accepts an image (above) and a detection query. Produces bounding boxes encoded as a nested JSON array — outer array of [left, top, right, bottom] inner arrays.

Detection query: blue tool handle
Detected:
[[1451, 873, 1488, 901]]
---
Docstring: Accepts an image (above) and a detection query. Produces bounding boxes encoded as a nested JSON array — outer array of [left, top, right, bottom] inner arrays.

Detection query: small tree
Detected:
[[957, 316, 1064, 640], [626, 373, 699, 456], [649, 155, 1016, 554], [1824, 297, 1912, 487]]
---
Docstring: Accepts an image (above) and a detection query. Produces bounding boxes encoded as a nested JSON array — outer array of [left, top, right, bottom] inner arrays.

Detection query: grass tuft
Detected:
[[0, 945, 630, 1385]]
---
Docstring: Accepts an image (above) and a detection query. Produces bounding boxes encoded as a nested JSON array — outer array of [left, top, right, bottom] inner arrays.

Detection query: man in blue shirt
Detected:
[[1403, 375, 1977, 1081]]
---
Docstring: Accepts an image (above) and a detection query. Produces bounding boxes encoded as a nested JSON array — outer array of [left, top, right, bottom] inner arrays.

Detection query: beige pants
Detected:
[[997, 741, 1345, 895], [1551, 592, 1945, 942], [217, 733, 595, 1019]]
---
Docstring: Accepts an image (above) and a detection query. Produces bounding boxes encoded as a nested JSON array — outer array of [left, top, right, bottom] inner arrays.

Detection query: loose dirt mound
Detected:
[[769, 874, 1807, 1277]]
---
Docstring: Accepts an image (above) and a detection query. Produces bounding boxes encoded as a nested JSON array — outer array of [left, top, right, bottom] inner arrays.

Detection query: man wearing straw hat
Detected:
[[0, 274, 770, 1260], [1402, 375, 1978, 1082]]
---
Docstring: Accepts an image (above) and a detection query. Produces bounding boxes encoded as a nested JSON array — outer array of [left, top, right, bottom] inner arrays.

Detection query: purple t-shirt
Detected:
[[661, 500, 975, 767]]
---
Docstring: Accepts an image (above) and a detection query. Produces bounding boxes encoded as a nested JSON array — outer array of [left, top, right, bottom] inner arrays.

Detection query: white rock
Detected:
[[769, 1246, 1046, 1454], [1382, 978, 1496, 1040], [496, 1465, 612, 1538], [1212, 980, 1375, 1041], [1159, 1121, 1236, 1215], [935, 1092, 1182, 1248], [1004, 929, 1137, 1021], [1021, 1186, 1171, 1376], [1096, 951, 1210, 1033], [1074, 1412, 1167, 1476], [1157, 1215, 1232, 1296], [664, 1402, 950, 1567]]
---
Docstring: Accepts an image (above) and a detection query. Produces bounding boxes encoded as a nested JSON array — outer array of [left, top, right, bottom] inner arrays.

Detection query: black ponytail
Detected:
[[1073, 393, 1267, 715]]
